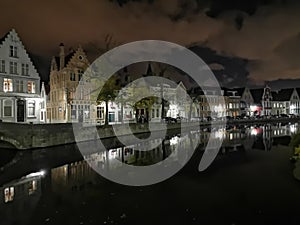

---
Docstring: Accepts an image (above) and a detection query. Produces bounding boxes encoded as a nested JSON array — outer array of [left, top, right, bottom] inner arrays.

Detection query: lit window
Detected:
[[3, 78, 13, 92], [70, 72, 76, 81], [97, 106, 104, 119], [71, 105, 77, 119], [28, 101, 35, 117], [84, 105, 90, 119], [27, 81, 36, 93], [28, 180, 37, 195], [4, 187, 14, 203], [109, 112, 115, 122]]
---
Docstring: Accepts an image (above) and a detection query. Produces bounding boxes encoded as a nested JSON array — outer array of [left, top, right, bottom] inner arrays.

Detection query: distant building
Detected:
[[261, 86, 272, 116], [223, 89, 241, 117], [232, 87, 254, 116], [272, 88, 300, 115], [0, 29, 46, 123], [47, 44, 95, 123]]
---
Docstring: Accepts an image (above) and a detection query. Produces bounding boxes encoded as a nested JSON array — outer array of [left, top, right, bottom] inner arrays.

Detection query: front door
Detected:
[[17, 100, 25, 122]]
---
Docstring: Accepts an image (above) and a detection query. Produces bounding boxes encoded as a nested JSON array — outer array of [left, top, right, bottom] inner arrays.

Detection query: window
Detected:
[[0, 60, 5, 73], [21, 64, 29, 75], [97, 106, 104, 119], [108, 112, 115, 122], [28, 180, 37, 195], [26, 64, 29, 75], [71, 105, 77, 119], [28, 101, 35, 117], [78, 70, 84, 81], [4, 187, 14, 203], [22, 64, 25, 75], [84, 105, 90, 119], [3, 78, 13, 92], [9, 46, 17, 57], [16, 80, 24, 92], [3, 99, 13, 117], [9, 62, 17, 74], [70, 72, 76, 81], [28, 81, 36, 93]]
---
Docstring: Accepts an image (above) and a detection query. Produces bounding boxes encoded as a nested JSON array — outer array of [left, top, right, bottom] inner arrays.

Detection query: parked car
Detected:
[[163, 117, 177, 123], [225, 116, 233, 121], [176, 116, 187, 123], [280, 114, 289, 118], [190, 117, 202, 122], [206, 116, 212, 121]]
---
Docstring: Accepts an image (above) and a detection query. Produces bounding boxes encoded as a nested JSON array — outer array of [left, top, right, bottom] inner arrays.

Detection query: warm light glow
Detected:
[[250, 105, 258, 111], [25, 170, 46, 178]]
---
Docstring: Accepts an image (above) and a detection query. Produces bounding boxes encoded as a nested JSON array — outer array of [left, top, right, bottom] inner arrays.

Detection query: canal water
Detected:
[[0, 122, 300, 225]]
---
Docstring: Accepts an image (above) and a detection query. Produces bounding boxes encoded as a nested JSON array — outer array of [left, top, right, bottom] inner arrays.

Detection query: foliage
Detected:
[[290, 132, 300, 149]]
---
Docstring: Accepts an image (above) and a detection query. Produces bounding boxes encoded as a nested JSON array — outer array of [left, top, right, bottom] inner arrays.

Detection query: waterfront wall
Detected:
[[0, 122, 192, 150], [0, 117, 299, 150]]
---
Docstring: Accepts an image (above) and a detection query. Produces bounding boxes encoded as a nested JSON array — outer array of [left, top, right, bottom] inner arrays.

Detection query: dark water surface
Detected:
[[1, 123, 300, 225]]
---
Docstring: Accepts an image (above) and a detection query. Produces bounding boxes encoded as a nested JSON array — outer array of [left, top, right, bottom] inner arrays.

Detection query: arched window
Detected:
[[3, 99, 13, 117]]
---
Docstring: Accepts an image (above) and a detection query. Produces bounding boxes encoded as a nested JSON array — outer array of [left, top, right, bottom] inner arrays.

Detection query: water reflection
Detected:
[[0, 123, 299, 224], [0, 172, 43, 225]]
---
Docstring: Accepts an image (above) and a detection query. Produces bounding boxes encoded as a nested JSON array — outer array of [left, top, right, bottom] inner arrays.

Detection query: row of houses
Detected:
[[1, 29, 300, 124]]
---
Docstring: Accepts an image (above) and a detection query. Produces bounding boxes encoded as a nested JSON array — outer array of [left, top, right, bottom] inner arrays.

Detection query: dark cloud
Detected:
[[0, 0, 299, 87]]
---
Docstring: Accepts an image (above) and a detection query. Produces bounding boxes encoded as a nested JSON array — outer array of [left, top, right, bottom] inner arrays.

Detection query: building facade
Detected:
[[47, 44, 95, 123], [0, 29, 45, 123], [272, 88, 300, 115]]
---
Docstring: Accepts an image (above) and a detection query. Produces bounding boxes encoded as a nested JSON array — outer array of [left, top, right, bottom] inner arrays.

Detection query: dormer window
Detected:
[[9, 46, 18, 58]]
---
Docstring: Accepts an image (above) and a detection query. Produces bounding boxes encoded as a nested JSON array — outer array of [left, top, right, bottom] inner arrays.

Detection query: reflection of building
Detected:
[[47, 44, 95, 123], [0, 29, 46, 123], [51, 161, 94, 192], [0, 172, 42, 225]]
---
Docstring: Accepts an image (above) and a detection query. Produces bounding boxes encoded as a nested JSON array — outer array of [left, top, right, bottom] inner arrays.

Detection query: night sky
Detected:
[[1, 0, 300, 88]]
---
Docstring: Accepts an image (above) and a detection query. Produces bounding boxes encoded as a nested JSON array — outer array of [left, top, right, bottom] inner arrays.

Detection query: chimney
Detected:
[[59, 43, 65, 70]]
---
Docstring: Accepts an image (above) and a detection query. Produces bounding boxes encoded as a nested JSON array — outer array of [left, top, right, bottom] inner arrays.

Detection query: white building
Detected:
[[0, 29, 45, 123], [271, 88, 300, 115]]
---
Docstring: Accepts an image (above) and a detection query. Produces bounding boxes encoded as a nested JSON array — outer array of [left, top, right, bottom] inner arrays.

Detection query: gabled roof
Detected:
[[54, 50, 76, 70], [250, 88, 264, 104], [0, 31, 10, 45], [231, 88, 246, 97], [297, 88, 300, 98], [222, 88, 241, 97], [272, 88, 294, 101]]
